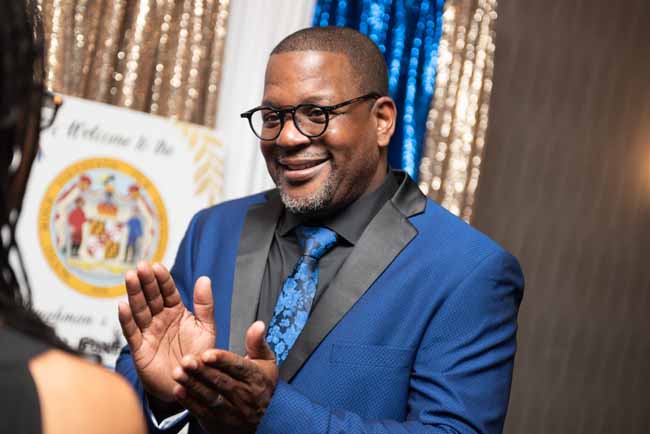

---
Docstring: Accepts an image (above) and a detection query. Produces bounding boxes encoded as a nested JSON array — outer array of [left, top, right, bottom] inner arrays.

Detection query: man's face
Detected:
[[261, 51, 389, 216]]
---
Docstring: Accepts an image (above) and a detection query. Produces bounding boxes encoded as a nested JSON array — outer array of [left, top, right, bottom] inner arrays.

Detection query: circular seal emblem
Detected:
[[38, 158, 168, 298]]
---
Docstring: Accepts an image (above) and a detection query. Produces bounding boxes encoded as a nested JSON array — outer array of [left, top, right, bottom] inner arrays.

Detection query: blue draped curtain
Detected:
[[313, 0, 445, 180]]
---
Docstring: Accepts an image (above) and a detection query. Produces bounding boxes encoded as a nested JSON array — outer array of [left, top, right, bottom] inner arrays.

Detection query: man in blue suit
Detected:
[[116, 26, 523, 434]]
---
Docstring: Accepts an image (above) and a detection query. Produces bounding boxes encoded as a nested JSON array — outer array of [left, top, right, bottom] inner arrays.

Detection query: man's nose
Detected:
[[275, 115, 310, 147]]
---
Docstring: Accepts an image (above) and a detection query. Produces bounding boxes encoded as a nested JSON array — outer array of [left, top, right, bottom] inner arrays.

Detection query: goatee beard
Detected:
[[277, 176, 335, 216]]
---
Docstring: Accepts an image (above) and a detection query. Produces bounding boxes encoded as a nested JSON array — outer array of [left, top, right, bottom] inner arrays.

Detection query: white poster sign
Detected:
[[17, 95, 224, 367]]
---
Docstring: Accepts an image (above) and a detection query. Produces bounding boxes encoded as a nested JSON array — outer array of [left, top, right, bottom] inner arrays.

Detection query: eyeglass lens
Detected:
[[249, 105, 328, 140], [40, 93, 61, 130], [41, 105, 56, 129]]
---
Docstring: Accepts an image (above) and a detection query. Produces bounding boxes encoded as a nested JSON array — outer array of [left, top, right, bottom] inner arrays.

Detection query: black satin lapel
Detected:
[[229, 192, 283, 356], [391, 170, 427, 217], [279, 200, 418, 381]]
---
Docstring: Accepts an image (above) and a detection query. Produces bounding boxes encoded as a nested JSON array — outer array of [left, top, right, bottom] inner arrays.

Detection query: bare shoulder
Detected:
[[29, 349, 146, 434]]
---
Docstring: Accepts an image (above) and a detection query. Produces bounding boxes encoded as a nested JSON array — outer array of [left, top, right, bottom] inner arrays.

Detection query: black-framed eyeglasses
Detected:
[[0, 90, 63, 131], [41, 90, 63, 131], [240, 92, 381, 141]]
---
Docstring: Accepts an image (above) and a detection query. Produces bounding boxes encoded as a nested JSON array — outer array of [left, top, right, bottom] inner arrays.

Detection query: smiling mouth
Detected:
[[277, 157, 330, 182], [278, 157, 329, 171]]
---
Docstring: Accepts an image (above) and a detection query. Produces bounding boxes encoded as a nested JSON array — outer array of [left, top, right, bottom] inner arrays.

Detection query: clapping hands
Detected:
[[172, 321, 278, 434], [118, 262, 216, 403], [118, 262, 278, 433]]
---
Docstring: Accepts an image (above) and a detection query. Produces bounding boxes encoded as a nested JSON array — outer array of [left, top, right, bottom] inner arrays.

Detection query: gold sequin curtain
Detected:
[[38, 0, 230, 127], [418, 0, 497, 222]]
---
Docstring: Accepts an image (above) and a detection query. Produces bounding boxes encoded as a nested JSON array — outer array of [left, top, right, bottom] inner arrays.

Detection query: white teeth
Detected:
[[284, 160, 325, 170]]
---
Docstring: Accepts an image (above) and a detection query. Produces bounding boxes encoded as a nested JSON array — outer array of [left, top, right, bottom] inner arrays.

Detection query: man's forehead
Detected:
[[264, 50, 352, 80], [261, 91, 336, 107], [263, 51, 355, 103]]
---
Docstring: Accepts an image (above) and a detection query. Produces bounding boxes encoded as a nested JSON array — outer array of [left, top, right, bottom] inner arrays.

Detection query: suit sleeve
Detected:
[[115, 212, 201, 434], [257, 250, 524, 434]]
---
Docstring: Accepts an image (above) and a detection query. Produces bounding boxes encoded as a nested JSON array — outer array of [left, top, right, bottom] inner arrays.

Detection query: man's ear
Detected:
[[373, 96, 397, 148]]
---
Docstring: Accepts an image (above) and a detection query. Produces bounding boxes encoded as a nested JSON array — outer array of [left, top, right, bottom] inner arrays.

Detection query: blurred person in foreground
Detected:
[[117, 27, 524, 434], [0, 2, 145, 433]]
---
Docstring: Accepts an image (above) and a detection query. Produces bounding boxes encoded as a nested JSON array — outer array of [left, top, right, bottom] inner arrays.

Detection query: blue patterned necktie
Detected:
[[266, 225, 338, 365]]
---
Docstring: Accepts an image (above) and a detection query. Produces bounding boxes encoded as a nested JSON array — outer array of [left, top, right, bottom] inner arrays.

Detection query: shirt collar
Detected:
[[278, 170, 399, 245]]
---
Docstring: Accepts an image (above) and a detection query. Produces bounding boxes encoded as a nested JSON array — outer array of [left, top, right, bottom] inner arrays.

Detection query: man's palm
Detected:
[[118, 263, 215, 402]]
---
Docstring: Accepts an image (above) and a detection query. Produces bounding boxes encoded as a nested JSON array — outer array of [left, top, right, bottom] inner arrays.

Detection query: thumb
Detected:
[[245, 321, 275, 361], [193, 276, 215, 331]]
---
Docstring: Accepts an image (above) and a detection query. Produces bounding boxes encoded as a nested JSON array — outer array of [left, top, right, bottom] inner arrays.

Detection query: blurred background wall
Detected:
[[472, 1, 650, 433]]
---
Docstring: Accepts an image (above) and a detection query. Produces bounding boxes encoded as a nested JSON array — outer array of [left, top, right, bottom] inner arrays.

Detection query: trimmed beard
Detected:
[[277, 174, 335, 216]]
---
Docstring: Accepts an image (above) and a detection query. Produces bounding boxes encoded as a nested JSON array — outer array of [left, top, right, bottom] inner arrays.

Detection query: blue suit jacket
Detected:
[[116, 172, 524, 434]]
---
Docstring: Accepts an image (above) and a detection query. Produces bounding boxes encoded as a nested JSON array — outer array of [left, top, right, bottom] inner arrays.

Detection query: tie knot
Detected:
[[295, 225, 338, 259]]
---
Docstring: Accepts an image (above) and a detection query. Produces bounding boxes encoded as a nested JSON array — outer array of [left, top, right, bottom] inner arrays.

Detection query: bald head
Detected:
[[271, 26, 389, 97]]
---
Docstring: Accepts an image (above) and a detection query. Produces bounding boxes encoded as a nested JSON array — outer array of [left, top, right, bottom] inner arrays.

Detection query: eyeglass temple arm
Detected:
[[327, 93, 382, 111]]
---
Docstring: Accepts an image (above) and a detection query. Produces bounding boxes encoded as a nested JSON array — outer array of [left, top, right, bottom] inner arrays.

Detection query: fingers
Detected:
[[245, 321, 275, 361], [152, 262, 182, 308], [123, 262, 181, 332], [175, 355, 246, 409], [173, 358, 223, 406], [173, 383, 218, 422], [193, 276, 215, 330], [173, 381, 240, 432], [201, 349, 255, 382], [137, 262, 165, 315], [124, 269, 152, 330], [117, 301, 143, 351]]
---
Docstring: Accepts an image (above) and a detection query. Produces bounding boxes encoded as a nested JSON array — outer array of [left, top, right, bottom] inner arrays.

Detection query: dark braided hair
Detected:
[[0, 0, 72, 352]]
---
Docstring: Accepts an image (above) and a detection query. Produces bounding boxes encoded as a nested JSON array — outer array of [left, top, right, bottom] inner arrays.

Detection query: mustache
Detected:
[[272, 150, 329, 161]]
